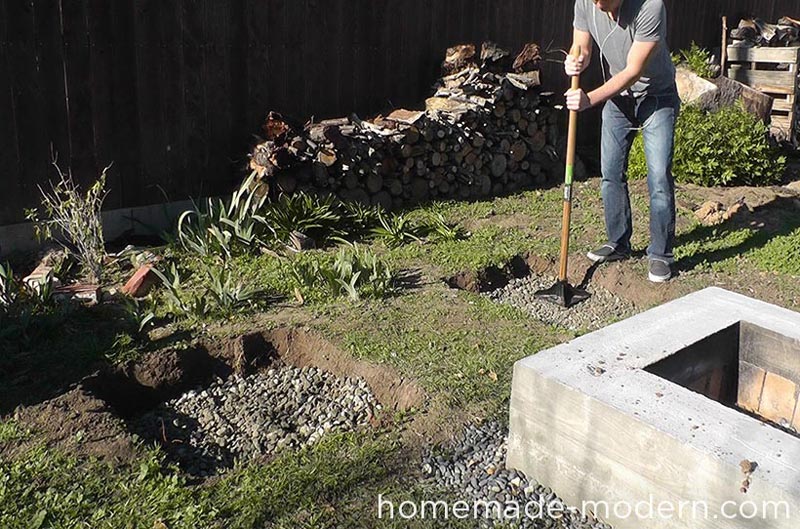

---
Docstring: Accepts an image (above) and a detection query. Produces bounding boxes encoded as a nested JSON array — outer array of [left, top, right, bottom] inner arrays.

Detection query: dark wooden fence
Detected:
[[1, 0, 798, 225]]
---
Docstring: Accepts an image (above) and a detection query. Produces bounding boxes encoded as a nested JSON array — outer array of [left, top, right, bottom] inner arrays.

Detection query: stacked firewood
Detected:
[[730, 17, 800, 47], [248, 42, 567, 210]]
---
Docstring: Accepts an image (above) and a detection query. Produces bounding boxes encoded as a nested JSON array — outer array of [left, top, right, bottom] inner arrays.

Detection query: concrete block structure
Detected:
[[507, 287, 800, 529]]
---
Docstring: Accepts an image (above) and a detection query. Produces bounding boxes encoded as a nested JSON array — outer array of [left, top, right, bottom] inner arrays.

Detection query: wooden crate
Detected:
[[726, 46, 800, 142]]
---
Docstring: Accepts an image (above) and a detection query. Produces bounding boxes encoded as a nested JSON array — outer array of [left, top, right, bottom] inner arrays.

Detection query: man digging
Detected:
[[566, 0, 679, 282]]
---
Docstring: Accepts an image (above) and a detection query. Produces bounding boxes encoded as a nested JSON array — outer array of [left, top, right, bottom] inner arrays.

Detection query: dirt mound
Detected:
[[13, 387, 139, 464]]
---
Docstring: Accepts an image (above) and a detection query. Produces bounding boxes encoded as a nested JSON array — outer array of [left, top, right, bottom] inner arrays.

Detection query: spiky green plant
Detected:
[[263, 191, 344, 246], [290, 244, 397, 302], [177, 172, 273, 258], [371, 212, 422, 248], [423, 212, 469, 242]]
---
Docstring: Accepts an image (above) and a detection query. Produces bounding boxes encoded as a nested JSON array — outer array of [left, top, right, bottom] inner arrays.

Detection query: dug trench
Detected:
[[9, 327, 425, 474], [446, 250, 683, 306]]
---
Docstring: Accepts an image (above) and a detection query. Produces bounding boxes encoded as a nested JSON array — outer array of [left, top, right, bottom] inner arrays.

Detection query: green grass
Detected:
[[1, 420, 453, 529], [0, 434, 215, 529], [314, 285, 561, 412], [748, 227, 800, 276], [674, 222, 758, 273], [386, 224, 542, 276]]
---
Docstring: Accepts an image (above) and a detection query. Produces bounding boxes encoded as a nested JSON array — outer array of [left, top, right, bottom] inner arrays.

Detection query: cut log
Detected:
[[442, 44, 478, 75], [366, 173, 383, 194], [386, 109, 426, 126], [480, 41, 512, 71], [513, 43, 542, 73], [510, 140, 528, 163], [711, 76, 774, 124], [263, 111, 291, 142], [491, 154, 508, 178], [317, 149, 337, 167]]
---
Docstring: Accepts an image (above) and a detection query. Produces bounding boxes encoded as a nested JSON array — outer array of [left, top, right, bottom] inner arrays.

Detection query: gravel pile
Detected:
[[422, 421, 612, 529], [136, 364, 380, 475], [485, 274, 635, 332]]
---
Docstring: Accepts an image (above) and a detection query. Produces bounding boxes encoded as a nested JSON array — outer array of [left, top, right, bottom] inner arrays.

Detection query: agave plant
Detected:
[[204, 264, 264, 314], [151, 263, 206, 318], [177, 172, 274, 258], [290, 244, 397, 302], [423, 212, 468, 242], [370, 211, 423, 248], [264, 191, 344, 246]]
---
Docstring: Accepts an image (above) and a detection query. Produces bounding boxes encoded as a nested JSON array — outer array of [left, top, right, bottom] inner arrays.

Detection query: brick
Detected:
[[121, 264, 157, 297], [53, 284, 101, 304], [758, 372, 798, 425], [22, 263, 62, 292], [737, 363, 767, 413]]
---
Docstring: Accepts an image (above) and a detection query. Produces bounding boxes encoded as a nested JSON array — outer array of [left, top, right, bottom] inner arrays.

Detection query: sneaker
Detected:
[[648, 259, 672, 283], [587, 244, 630, 264]]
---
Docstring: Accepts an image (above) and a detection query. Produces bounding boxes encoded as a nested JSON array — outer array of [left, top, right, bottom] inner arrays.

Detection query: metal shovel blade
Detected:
[[534, 280, 591, 308]]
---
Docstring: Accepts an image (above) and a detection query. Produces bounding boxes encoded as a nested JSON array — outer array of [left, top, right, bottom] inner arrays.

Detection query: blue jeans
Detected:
[[600, 92, 680, 262]]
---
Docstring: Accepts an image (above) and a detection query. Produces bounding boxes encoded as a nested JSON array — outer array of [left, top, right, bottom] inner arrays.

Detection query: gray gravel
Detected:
[[136, 364, 380, 475], [485, 274, 635, 332], [422, 421, 613, 529]]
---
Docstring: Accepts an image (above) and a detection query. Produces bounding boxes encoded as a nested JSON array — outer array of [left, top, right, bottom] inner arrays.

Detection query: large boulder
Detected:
[[676, 66, 719, 107]]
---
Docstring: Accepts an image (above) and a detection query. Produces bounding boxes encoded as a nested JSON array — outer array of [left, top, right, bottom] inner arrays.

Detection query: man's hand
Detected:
[[564, 53, 587, 77], [565, 88, 593, 112]]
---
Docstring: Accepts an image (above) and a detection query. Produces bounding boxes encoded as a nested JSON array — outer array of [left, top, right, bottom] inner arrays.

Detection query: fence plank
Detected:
[[60, 0, 98, 188], [181, 0, 209, 199], [33, 0, 70, 175], [85, 0, 120, 208], [107, 0, 140, 210], [0, 0, 21, 225], [4, 0, 48, 224], [157, 0, 188, 199], [4, 0, 800, 226], [244, 0, 269, 130], [0, 13, 21, 224], [204, 0, 235, 189], [132, 0, 169, 203]]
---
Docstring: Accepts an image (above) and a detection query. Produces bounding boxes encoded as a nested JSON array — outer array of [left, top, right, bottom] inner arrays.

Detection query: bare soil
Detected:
[[9, 327, 425, 466]]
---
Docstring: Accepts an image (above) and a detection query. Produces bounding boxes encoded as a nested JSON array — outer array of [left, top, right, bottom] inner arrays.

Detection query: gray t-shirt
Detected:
[[574, 0, 676, 97]]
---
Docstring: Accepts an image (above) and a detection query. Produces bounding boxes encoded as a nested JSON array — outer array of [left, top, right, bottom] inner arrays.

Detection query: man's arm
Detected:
[[565, 29, 593, 76], [566, 39, 658, 111]]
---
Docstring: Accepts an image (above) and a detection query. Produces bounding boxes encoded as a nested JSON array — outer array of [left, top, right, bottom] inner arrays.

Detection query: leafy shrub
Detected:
[[26, 164, 108, 283], [672, 41, 715, 78], [628, 104, 786, 187]]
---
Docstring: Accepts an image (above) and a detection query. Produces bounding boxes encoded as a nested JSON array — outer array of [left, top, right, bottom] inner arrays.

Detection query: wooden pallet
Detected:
[[726, 46, 800, 142]]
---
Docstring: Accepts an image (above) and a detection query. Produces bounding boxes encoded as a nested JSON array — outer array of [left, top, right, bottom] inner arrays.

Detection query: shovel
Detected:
[[535, 44, 591, 308]]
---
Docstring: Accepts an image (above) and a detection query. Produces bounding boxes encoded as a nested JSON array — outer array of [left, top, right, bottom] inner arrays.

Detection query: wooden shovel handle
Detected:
[[559, 44, 581, 282]]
